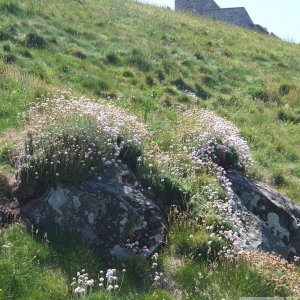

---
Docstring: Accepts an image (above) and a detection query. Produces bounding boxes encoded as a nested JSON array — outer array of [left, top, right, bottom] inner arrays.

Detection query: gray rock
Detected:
[[227, 170, 300, 260], [21, 164, 166, 259]]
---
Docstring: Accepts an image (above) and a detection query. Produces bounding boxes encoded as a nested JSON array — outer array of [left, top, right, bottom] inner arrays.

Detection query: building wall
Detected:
[[196, 7, 254, 28], [175, 0, 220, 11]]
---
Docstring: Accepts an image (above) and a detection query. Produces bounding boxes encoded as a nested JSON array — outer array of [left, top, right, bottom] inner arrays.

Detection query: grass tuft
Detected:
[[24, 32, 46, 49]]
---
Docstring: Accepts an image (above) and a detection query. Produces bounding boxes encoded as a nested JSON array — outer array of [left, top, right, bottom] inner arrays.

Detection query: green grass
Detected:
[[174, 259, 284, 299], [0, 219, 292, 300], [0, 0, 299, 298], [0, 0, 299, 200]]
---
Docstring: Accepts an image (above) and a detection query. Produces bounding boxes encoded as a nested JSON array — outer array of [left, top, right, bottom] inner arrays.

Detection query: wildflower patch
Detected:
[[17, 93, 150, 186]]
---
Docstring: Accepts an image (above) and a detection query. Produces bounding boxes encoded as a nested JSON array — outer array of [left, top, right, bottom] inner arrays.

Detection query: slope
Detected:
[[0, 0, 300, 299]]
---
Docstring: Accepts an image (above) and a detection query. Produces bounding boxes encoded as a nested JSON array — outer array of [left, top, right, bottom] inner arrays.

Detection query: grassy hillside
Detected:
[[0, 0, 300, 299], [0, 0, 299, 200]]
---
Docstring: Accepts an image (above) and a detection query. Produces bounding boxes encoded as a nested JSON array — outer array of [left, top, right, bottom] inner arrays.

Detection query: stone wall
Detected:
[[196, 7, 254, 28], [174, 1, 268, 33], [175, 0, 219, 11]]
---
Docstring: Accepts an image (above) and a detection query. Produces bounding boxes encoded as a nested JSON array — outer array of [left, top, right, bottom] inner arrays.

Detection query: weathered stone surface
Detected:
[[175, 0, 219, 11], [228, 170, 300, 260], [197, 7, 254, 29], [21, 164, 166, 260], [175, 0, 268, 34]]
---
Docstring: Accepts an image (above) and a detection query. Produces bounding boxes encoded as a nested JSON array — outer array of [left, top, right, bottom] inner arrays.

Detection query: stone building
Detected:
[[175, 0, 268, 34]]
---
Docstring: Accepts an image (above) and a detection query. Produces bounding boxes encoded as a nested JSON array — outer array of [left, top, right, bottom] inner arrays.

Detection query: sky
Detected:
[[139, 0, 300, 44]]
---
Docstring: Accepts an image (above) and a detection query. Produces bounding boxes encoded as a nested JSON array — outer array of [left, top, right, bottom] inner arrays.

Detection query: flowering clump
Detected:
[[141, 108, 251, 256], [17, 93, 150, 184], [71, 268, 126, 298], [181, 108, 252, 170], [176, 109, 253, 256], [71, 270, 94, 298], [125, 240, 150, 257], [151, 252, 164, 288]]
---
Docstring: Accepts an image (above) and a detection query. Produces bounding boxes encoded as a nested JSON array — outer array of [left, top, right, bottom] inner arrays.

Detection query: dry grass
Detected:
[[240, 251, 300, 295]]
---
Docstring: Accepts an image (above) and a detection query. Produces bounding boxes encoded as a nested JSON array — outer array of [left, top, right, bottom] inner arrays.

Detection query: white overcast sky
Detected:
[[139, 0, 300, 43]]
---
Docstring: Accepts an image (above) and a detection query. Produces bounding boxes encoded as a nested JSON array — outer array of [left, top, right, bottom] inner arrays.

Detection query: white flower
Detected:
[[86, 279, 94, 286], [74, 287, 85, 294], [2, 243, 12, 249], [107, 284, 114, 292]]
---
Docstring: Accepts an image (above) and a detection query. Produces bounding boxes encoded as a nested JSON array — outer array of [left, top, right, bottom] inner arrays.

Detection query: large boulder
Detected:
[[21, 164, 166, 260], [227, 170, 300, 260]]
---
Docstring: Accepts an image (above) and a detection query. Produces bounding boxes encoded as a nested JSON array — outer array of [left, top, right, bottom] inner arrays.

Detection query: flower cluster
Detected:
[[137, 108, 250, 257], [181, 108, 252, 170], [194, 176, 244, 257], [17, 93, 151, 184], [71, 270, 94, 298], [71, 268, 126, 298], [125, 240, 150, 257], [99, 268, 125, 292], [177, 109, 252, 256], [151, 252, 164, 288]]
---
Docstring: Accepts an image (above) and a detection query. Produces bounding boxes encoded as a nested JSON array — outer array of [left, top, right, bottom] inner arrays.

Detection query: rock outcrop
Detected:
[[21, 164, 166, 260], [228, 170, 300, 260]]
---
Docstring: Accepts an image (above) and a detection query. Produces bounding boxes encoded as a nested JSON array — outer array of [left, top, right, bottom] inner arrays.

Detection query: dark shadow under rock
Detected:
[[21, 164, 166, 260], [227, 170, 300, 261]]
